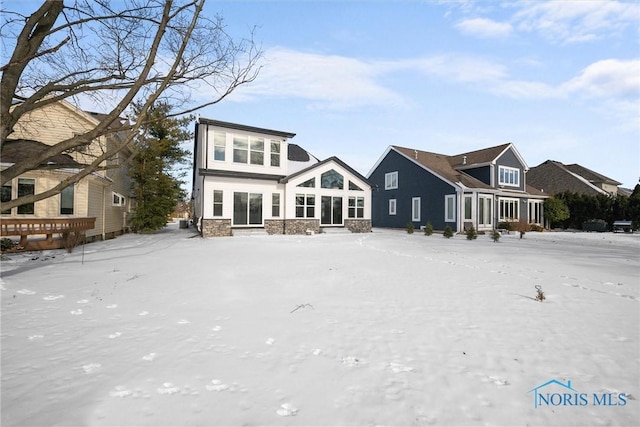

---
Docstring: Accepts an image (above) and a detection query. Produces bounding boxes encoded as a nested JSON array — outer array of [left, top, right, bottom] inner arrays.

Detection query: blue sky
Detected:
[[193, 0, 639, 189]]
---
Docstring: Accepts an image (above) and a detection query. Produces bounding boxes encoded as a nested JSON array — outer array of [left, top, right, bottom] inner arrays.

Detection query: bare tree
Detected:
[[0, 0, 260, 211]]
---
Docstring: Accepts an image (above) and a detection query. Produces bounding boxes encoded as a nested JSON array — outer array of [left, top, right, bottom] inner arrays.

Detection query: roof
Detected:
[[448, 143, 512, 168], [288, 144, 312, 162], [198, 117, 296, 139], [564, 163, 621, 186], [528, 160, 610, 196], [392, 146, 494, 190], [281, 156, 372, 187], [1, 139, 84, 168]]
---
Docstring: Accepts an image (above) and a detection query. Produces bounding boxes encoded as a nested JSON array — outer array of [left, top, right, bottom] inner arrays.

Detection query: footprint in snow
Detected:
[[177, 319, 190, 325], [42, 295, 64, 301], [212, 325, 222, 332], [312, 349, 322, 356], [157, 382, 180, 395], [16, 289, 36, 295], [108, 332, 122, 339], [28, 335, 44, 341], [139, 311, 149, 316], [205, 379, 229, 391], [142, 353, 157, 361], [106, 304, 118, 309], [388, 362, 415, 373], [77, 299, 89, 304], [83, 363, 101, 374], [276, 403, 298, 417], [342, 356, 366, 367], [109, 386, 133, 397], [70, 309, 83, 315], [265, 338, 275, 345]]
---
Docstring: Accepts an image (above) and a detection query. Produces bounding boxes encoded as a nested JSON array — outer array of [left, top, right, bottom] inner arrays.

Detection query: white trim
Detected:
[[411, 197, 421, 222], [444, 194, 456, 222], [385, 171, 398, 190], [495, 143, 529, 171]]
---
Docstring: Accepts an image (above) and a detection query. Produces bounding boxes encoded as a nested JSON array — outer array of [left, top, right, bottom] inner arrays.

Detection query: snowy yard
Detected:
[[1, 224, 638, 426]]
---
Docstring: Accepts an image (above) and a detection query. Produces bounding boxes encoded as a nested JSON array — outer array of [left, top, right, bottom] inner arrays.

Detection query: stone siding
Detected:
[[201, 218, 232, 237], [345, 219, 372, 233], [284, 219, 320, 235], [265, 219, 285, 235]]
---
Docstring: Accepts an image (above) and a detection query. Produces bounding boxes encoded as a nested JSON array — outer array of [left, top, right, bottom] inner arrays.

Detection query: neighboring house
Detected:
[[192, 118, 372, 237], [528, 160, 626, 197], [1, 99, 132, 245], [367, 143, 546, 232]]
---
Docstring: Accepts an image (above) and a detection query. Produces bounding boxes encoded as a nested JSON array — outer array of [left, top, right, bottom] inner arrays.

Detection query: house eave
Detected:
[[198, 168, 286, 181], [197, 117, 296, 139]]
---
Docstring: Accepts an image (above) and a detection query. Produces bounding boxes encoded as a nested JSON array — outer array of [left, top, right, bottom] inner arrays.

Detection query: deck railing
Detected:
[[0, 217, 96, 249]]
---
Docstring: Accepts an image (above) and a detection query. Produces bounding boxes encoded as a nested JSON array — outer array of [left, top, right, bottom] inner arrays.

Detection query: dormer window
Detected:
[[112, 192, 126, 206], [498, 166, 520, 187]]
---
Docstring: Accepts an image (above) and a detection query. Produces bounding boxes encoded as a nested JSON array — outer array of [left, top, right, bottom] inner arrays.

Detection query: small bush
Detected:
[[443, 225, 453, 238], [465, 224, 478, 240], [535, 285, 546, 302], [1, 238, 16, 252], [424, 222, 433, 236], [490, 229, 501, 243], [61, 231, 84, 253], [406, 222, 414, 234], [529, 224, 544, 232], [497, 221, 514, 231]]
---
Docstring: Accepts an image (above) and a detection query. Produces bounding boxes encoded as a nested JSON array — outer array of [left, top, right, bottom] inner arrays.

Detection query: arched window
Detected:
[[321, 170, 343, 189]]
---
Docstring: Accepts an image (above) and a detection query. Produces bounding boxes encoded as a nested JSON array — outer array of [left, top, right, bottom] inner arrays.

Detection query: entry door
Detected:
[[321, 196, 343, 225]]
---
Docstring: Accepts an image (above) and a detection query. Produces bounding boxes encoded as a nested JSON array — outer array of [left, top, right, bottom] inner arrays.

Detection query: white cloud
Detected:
[[455, 17, 513, 38], [513, 0, 640, 44], [561, 59, 640, 98]]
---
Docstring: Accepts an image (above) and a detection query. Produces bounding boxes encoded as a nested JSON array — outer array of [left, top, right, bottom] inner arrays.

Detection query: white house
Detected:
[[192, 118, 372, 237]]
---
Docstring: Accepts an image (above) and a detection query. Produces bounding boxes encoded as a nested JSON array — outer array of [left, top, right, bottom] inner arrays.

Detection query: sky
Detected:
[[190, 0, 639, 190]]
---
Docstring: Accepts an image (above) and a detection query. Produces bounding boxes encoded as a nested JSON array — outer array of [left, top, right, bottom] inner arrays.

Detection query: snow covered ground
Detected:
[[1, 223, 638, 426]]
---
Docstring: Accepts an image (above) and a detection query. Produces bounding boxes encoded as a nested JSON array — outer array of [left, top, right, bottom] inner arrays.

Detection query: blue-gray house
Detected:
[[367, 143, 546, 232]]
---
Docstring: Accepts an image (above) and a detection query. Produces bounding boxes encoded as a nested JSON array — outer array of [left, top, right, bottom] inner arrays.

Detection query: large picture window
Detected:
[[385, 172, 398, 190], [60, 185, 74, 215], [17, 178, 35, 214], [499, 198, 519, 221], [498, 166, 520, 187], [295, 194, 315, 218], [233, 192, 262, 225]]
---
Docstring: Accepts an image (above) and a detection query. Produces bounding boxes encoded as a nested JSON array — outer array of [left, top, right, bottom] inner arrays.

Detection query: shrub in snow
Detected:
[[535, 285, 545, 302], [1, 238, 16, 252], [465, 225, 477, 240], [424, 222, 433, 236], [406, 222, 414, 234], [443, 226, 453, 238], [490, 229, 501, 243]]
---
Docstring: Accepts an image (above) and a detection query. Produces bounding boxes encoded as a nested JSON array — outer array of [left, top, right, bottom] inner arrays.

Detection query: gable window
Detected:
[[499, 198, 519, 221], [17, 178, 35, 214], [112, 192, 126, 207], [213, 190, 223, 216], [213, 131, 226, 161], [297, 177, 315, 188], [272, 193, 280, 217], [385, 172, 398, 190], [295, 194, 315, 218], [464, 195, 472, 221], [60, 185, 74, 215], [412, 197, 421, 222], [445, 195, 455, 222], [1, 182, 12, 214], [270, 141, 281, 167], [321, 170, 344, 189], [498, 166, 520, 187], [234, 192, 262, 225], [348, 196, 364, 218], [348, 181, 363, 191], [389, 199, 396, 215]]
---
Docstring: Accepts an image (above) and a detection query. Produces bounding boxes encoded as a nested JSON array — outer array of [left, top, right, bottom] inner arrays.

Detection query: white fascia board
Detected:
[[497, 143, 529, 171]]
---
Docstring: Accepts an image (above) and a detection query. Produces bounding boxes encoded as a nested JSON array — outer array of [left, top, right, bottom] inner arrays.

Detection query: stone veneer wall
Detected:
[[345, 219, 372, 233], [284, 219, 320, 235], [201, 218, 232, 237], [264, 219, 285, 235]]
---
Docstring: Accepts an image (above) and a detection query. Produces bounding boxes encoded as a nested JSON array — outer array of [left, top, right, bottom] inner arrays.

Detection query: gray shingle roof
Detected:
[[1, 139, 84, 168], [527, 160, 606, 196]]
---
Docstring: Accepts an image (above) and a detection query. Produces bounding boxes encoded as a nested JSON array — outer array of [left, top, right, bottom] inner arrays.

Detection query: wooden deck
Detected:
[[0, 217, 96, 250]]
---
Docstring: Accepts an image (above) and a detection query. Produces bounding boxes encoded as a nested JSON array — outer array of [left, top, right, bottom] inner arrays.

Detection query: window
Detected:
[[478, 195, 493, 226], [112, 192, 126, 207], [389, 199, 396, 215], [464, 195, 472, 221], [272, 193, 280, 217], [60, 185, 74, 215], [412, 197, 421, 222], [321, 196, 343, 225], [233, 135, 248, 163], [499, 198, 519, 221], [213, 131, 226, 161], [17, 178, 35, 214], [321, 169, 344, 189], [270, 141, 281, 167], [445, 195, 455, 222], [498, 166, 520, 187], [297, 178, 315, 188], [213, 190, 223, 216], [233, 192, 262, 225], [348, 181, 363, 191], [250, 138, 264, 165], [295, 194, 315, 218], [348, 196, 364, 218], [529, 200, 543, 224], [1, 182, 12, 214], [385, 172, 398, 190]]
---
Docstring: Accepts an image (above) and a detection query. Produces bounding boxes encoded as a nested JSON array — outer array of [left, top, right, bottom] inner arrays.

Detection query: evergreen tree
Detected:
[[544, 195, 570, 229], [628, 184, 640, 230], [129, 102, 192, 232]]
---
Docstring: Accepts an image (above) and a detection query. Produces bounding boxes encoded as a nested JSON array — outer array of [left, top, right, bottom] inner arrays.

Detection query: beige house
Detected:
[[1, 99, 132, 247]]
